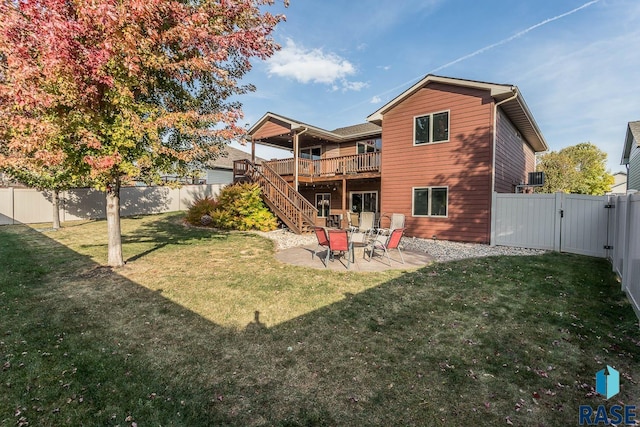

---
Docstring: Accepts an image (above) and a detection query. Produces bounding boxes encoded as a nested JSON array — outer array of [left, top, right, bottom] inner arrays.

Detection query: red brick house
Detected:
[[237, 74, 547, 243]]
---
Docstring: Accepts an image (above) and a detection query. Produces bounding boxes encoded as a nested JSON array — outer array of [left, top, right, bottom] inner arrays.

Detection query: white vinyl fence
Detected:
[[0, 184, 223, 225], [492, 191, 640, 321], [609, 193, 640, 320]]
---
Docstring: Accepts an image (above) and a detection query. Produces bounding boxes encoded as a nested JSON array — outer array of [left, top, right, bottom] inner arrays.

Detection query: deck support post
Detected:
[[293, 132, 299, 191], [341, 177, 347, 228], [251, 138, 256, 163]]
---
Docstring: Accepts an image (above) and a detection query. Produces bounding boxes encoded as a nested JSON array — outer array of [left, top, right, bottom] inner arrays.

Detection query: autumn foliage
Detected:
[[0, 0, 285, 265]]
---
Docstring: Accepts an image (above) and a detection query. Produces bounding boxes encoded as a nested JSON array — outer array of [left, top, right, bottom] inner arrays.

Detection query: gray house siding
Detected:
[[206, 168, 233, 185], [628, 145, 640, 191]]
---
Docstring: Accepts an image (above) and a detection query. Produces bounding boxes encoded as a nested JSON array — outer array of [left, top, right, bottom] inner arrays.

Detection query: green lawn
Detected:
[[0, 213, 638, 426]]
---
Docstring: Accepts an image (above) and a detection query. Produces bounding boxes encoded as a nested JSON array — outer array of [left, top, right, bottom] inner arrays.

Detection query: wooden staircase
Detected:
[[233, 160, 317, 234]]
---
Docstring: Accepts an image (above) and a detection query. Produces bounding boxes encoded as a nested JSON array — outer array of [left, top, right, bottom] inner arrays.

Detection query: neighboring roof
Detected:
[[206, 146, 263, 170], [621, 120, 640, 165], [248, 112, 381, 145], [366, 74, 548, 152]]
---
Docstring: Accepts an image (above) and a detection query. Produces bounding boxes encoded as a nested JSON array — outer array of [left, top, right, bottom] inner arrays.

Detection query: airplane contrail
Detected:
[[334, 0, 601, 116], [430, 0, 601, 73]]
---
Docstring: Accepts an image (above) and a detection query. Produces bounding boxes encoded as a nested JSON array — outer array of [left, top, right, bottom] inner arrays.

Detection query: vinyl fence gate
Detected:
[[491, 192, 611, 257]]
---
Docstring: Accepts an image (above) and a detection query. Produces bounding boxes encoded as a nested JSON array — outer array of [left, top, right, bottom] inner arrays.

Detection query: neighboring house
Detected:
[[157, 146, 262, 185], [609, 171, 628, 194], [203, 146, 264, 184], [621, 120, 640, 191], [241, 74, 548, 242]]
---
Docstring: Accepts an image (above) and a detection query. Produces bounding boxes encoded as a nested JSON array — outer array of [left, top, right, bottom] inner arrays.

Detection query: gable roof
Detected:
[[366, 74, 548, 152], [248, 112, 381, 145], [621, 120, 640, 165], [206, 146, 263, 170]]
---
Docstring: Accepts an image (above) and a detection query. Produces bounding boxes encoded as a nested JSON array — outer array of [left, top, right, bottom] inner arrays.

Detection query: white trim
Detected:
[[413, 110, 450, 146], [411, 186, 449, 218], [357, 138, 381, 154], [315, 192, 331, 218], [300, 145, 322, 159], [367, 74, 514, 123], [349, 190, 379, 213]]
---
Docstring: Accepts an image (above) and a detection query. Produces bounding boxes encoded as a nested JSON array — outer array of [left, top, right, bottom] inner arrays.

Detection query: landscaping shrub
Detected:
[[185, 196, 218, 226], [186, 183, 277, 231]]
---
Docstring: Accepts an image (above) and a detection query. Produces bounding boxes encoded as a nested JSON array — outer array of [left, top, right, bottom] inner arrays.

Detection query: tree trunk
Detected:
[[106, 177, 124, 267], [52, 189, 61, 230]]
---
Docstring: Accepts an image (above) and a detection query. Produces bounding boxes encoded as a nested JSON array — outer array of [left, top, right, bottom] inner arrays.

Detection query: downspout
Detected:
[[293, 127, 309, 191], [490, 88, 518, 245]]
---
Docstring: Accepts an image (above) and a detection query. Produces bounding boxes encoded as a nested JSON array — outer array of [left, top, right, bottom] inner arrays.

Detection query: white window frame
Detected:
[[315, 193, 331, 218], [412, 186, 449, 218], [357, 138, 382, 154], [413, 110, 450, 146], [349, 191, 379, 214], [300, 145, 322, 160]]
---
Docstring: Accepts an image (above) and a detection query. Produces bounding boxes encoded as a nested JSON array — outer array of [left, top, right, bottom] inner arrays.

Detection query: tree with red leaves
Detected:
[[0, 0, 285, 266]]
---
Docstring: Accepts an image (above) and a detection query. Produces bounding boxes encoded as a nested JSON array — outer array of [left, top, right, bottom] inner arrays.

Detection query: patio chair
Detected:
[[312, 227, 329, 263], [378, 213, 405, 236], [358, 211, 375, 236], [325, 228, 352, 269], [346, 211, 359, 231], [366, 228, 405, 266]]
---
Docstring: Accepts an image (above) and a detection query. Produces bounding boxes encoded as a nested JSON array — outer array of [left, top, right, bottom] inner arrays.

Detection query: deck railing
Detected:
[[233, 159, 317, 234], [264, 152, 381, 177]]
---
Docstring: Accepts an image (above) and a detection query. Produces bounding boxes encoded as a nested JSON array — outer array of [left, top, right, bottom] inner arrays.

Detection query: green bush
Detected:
[[212, 183, 277, 231], [186, 184, 277, 231], [185, 196, 218, 226]]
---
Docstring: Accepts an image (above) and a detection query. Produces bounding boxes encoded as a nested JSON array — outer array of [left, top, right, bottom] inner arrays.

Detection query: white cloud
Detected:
[[267, 39, 356, 85], [370, 96, 382, 104], [342, 81, 368, 92]]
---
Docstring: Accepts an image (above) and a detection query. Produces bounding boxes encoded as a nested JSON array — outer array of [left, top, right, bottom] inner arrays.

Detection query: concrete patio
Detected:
[[274, 243, 434, 272]]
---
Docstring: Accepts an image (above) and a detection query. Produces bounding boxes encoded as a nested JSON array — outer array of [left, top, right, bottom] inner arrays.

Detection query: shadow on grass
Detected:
[[1, 220, 638, 426]]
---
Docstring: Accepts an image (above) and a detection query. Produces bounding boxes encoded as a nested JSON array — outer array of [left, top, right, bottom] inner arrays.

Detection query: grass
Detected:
[[0, 212, 638, 426]]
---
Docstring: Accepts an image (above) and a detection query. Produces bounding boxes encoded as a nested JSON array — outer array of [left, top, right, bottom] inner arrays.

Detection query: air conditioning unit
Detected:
[[528, 171, 545, 187]]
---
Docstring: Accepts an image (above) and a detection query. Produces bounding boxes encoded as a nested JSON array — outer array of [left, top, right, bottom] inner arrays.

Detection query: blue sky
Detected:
[[230, 0, 640, 173]]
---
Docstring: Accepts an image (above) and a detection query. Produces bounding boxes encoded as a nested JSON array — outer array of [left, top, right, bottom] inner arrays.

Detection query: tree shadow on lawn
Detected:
[[69, 212, 231, 263], [1, 225, 638, 426]]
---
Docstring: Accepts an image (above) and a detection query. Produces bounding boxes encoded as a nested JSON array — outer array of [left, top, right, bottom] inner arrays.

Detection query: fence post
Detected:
[[553, 192, 563, 252], [11, 187, 15, 225], [490, 192, 497, 246], [621, 193, 633, 292]]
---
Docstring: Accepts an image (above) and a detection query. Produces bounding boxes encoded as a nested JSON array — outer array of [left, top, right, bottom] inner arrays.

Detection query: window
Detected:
[[350, 191, 377, 214], [357, 138, 382, 154], [316, 193, 331, 218], [300, 146, 321, 160], [412, 187, 448, 217], [414, 111, 449, 145]]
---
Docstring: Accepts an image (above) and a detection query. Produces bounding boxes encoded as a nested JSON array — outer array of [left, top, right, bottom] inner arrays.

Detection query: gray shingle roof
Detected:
[[331, 122, 381, 137], [206, 146, 263, 170]]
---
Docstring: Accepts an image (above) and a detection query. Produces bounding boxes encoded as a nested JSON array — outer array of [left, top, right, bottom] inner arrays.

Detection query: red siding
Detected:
[[494, 109, 536, 193], [381, 83, 494, 243]]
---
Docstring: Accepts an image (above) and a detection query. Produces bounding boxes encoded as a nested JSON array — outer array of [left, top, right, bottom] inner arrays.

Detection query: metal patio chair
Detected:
[[312, 226, 330, 264], [325, 228, 352, 269], [366, 228, 405, 266]]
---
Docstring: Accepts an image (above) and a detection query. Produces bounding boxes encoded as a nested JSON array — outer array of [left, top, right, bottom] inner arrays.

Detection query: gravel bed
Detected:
[[254, 229, 546, 262], [399, 236, 546, 262]]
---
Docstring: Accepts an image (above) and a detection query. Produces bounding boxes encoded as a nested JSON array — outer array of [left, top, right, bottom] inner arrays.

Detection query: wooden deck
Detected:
[[264, 152, 380, 180]]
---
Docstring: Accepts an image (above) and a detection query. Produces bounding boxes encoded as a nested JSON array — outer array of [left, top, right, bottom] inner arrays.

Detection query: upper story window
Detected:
[[414, 111, 449, 145], [300, 146, 321, 160], [357, 138, 382, 154]]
